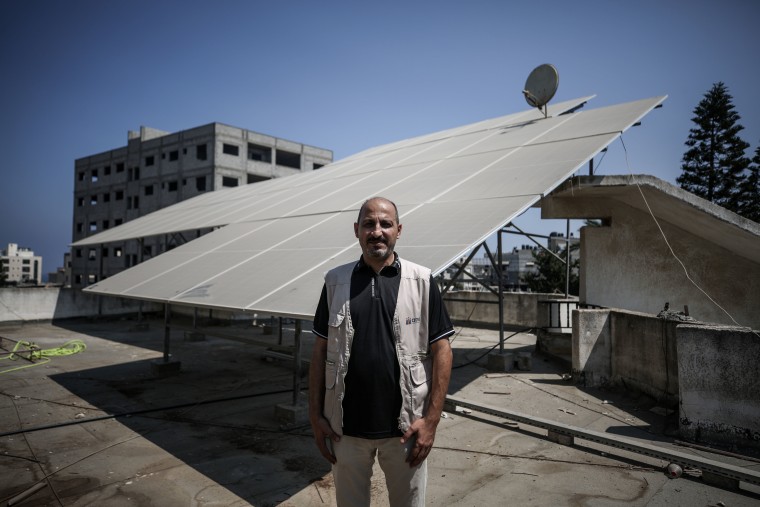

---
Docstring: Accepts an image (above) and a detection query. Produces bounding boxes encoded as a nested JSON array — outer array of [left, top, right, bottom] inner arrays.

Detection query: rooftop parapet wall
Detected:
[[677, 324, 760, 452], [573, 308, 680, 407]]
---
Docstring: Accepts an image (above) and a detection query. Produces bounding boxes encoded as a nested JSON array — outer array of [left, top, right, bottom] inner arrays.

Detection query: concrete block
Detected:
[[184, 331, 205, 342], [548, 429, 574, 446], [151, 359, 181, 377], [275, 402, 308, 426], [516, 351, 532, 371], [487, 352, 514, 372]]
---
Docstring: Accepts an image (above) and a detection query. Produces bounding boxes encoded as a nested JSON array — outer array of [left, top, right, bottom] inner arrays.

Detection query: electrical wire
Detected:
[[618, 135, 759, 338]]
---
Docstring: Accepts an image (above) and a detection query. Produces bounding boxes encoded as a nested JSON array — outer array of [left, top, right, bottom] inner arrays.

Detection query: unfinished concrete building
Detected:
[[71, 124, 333, 288]]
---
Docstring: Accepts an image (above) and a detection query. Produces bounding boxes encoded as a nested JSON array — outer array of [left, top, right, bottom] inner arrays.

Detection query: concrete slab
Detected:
[[1, 319, 759, 506]]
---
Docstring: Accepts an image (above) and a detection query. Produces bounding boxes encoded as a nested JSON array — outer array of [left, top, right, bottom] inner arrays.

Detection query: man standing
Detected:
[[309, 196, 454, 507]]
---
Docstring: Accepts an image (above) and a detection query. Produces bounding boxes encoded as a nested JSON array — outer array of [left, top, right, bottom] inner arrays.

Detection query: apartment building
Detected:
[[1, 243, 42, 285], [71, 123, 333, 288]]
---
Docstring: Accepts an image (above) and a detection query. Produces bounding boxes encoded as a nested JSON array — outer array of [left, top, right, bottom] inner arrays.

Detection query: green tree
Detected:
[[677, 82, 750, 213], [522, 244, 579, 295], [737, 145, 760, 222]]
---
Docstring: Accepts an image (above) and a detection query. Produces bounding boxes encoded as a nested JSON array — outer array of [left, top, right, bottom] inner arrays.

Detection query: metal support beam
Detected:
[[163, 304, 171, 363], [565, 219, 571, 297], [497, 231, 505, 354], [445, 395, 760, 487], [293, 320, 302, 405]]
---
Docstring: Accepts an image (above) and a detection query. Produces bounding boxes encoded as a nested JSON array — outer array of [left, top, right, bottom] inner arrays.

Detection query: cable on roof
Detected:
[[0, 339, 87, 374]]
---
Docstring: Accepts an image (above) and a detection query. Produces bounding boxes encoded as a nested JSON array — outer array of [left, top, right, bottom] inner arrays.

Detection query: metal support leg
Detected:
[[163, 304, 171, 363], [498, 230, 505, 354], [293, 320, 302, 405]]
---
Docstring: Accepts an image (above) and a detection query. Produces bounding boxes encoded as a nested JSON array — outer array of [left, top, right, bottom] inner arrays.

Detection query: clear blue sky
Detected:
[[2, 0, 759, 279]]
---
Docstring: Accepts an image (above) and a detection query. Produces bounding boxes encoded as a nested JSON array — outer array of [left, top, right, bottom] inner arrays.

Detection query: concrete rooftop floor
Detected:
[[1, 317, 759, 506]]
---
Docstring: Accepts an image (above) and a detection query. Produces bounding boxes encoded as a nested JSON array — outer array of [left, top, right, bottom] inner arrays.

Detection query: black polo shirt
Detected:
[[313, 255, 454, 438]]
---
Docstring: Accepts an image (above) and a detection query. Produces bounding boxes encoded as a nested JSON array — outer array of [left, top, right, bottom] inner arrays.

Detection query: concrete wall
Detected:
[[0, 288, 157, 323], [573, 308, 680, 406], [677, 324, 760, 452], [443, 291, 553, 329]]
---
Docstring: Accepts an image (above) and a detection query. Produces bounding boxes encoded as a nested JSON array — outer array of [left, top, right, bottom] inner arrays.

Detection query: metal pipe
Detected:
[[565, 219, 571, 297], [293, 320, 302, 405], [497, 231, 504, 354], [163, 304, 171, 363]]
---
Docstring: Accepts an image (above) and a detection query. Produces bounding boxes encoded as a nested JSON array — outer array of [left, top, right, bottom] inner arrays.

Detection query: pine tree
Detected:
[[738, 145, 760, 222], [677, 82, 750, 213]]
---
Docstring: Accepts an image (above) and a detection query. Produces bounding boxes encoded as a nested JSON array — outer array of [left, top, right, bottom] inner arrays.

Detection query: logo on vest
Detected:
[[405, 316, 421, 325]]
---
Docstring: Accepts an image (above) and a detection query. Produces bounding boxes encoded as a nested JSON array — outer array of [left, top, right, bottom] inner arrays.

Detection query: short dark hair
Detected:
[[357, 197, 400, 224]]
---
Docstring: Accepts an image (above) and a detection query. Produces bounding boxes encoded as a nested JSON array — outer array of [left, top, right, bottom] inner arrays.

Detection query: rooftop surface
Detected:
[[2, 318, 759, 506]]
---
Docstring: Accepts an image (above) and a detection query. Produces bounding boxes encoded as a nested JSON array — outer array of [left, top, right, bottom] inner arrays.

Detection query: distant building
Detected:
[[1, 243, 42, 285], [443, 234, 579, 292], [47, 252, 71, 287], [71, 124, 333, 288]]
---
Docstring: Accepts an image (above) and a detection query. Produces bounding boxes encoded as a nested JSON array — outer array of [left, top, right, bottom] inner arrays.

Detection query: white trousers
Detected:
[[332, 435, 427, 507]]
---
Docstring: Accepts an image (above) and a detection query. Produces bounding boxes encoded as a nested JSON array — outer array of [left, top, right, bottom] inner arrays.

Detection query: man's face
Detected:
[[354, 199, 402, 263]]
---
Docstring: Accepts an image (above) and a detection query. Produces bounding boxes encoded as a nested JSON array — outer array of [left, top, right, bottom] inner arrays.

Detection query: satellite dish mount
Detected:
[[523, 64, 559, 118]]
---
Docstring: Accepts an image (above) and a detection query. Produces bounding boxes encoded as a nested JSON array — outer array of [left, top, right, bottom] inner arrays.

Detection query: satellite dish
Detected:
[[523, 64, 559, 118]]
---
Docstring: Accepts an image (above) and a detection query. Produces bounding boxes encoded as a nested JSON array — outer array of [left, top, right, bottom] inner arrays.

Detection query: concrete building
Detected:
[[71, 124, 333, 288], [541, 174, 760, 329], [1, 243, 42, 285]]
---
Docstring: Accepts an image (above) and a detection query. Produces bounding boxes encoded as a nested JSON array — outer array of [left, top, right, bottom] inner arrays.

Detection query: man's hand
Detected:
[[311, 415, 339, 464], [400, 338, 453, 467], [400, 415, 439, 467]]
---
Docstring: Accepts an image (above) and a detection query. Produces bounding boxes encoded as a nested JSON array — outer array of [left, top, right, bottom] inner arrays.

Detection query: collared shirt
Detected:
[[313, 254, 454, 438]]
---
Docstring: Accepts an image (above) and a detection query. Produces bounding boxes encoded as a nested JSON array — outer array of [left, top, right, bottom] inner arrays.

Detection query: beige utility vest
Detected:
[[322, 258, 432, 436]]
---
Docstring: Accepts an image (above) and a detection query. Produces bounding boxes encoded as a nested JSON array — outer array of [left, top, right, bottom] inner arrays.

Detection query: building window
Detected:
[[222, 176, 238, 187], [77, 197, 84, 207], [144, 184, 154, 196], [197, 144, 207, 160], [75, 274, 82, 285], [128, 196, 139, 209], [76, 223, 83, 232], [90, 195, 98, 205], [223, 143, 239, 156], [145, 155, 155, 166], [169, 150, 179, 161], [91, 169, 98, 182], [101, 247, 109, 257], [313, 163, 324, 170], [88, 274, 97, 284], [103, 220, 109, 230], [247, 174, 267, 184], [276, 149, 301, 169], [76, 249, 82, 258], [115, 218, 123, 226], [103, 192, 110, 203], [248, 143, 272, 162], [168, 180, 178, 192], [116, 162, 125, 173], [78, 171, 85, 181], [88, 249, 97, 260], [115, 190, 124, 200], [22, 259, 30, 265], [89, 222, 97, 232], [196, 176, 206, 191], [114, 247, 122, 257], [104, 165, 111, 175]]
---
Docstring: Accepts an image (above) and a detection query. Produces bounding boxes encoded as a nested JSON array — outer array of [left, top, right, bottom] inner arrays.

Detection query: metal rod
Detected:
[[565, 219, 571, 297], [445, 395, 760, 486], [163, 304, 171, 363], [293, 320, 302, 405], [442, 243, 483, 295], [497, 231, 505, 354]]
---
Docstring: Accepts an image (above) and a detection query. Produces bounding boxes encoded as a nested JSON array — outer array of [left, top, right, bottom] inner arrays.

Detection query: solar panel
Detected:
[[83, 95, 666, 319]]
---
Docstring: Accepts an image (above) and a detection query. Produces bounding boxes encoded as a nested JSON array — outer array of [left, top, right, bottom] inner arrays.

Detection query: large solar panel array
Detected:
[[80, 95, 666, 319]]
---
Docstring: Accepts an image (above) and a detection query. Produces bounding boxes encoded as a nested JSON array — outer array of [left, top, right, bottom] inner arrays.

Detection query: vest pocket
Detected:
[[408, 357, 432, 418]]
